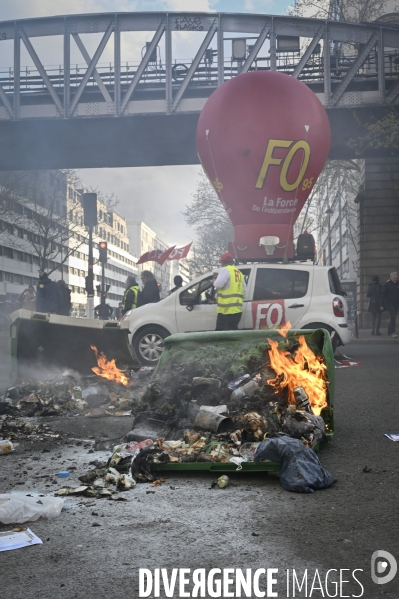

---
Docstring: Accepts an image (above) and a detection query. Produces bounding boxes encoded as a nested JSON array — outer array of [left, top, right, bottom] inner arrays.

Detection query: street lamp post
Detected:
[[326, 207, 333, 266]]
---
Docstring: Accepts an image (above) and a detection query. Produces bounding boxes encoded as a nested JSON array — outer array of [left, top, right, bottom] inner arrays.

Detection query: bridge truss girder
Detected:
[[0, 12, 399, 122]]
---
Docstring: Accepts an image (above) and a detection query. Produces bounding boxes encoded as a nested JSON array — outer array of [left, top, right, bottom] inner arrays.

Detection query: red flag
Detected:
[[166, 242, 192, 261], [136, 249, 164, 265], [137, 246, 176, 265], [157, 246, 176, 265]]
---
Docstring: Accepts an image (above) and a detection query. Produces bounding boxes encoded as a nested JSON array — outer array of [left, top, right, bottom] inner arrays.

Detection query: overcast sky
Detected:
[[0, 0, 293, 250]]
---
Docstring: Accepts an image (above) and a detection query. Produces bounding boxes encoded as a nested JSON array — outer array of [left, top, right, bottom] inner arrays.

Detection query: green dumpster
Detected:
[[149, 328, 334, 474], [10, 309, 139, 378]]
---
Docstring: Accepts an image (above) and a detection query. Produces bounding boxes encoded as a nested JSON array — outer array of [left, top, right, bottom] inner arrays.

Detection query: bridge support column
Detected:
[[357, 157, 399, 329]]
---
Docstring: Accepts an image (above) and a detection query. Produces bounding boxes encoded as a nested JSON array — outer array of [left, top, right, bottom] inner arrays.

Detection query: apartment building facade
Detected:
[[0, 171, 138, 316]]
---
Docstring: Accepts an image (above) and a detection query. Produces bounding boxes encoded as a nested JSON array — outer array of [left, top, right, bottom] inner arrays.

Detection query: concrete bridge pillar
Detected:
[[357, 157, 399, 329]]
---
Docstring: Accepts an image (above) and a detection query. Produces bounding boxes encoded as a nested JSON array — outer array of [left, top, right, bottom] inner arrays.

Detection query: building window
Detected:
[[4, 272, 13, 282], [4, 247, 13, 259]]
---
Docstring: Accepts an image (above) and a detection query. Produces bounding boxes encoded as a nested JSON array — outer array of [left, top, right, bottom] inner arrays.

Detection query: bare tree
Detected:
[[297, 160, 362, 265], [0, 171, 29, 244], [288, 0, 390, 22], [183, 172, 234, 275], [11, 170, 88, 275]]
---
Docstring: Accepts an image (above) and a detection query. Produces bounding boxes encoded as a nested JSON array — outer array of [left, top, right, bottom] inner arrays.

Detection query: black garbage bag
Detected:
[[254, 436, 337, 493]]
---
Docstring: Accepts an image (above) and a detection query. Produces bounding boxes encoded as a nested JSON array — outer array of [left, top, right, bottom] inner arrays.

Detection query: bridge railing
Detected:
[[1, 48, 398, 95]]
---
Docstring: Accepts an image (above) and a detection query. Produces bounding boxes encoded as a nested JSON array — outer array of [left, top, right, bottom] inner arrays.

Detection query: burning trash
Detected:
[[90, 345, 131, 386], [267, 335, 328, 416], [1, 327, 336, 495], [128, 328, 333, 449], [71, 328, 334, 493]]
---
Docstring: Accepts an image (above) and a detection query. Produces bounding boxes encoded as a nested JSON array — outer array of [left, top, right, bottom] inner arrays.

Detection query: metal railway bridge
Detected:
[[0, 11, 399, 169]]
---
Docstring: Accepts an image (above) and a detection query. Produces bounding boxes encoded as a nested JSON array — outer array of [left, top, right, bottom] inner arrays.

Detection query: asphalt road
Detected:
[[1, 342, 398, 599]]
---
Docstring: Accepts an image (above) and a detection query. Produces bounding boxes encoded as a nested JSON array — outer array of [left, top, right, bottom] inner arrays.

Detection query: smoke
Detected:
[[1, 361, 83, 396]]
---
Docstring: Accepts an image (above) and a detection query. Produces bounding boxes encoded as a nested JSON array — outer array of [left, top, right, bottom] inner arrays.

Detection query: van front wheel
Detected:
[[133, 326, 170, 366]]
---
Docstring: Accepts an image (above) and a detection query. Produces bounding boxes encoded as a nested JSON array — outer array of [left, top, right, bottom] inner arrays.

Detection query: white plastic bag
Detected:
[[0, 494, 65, 524]]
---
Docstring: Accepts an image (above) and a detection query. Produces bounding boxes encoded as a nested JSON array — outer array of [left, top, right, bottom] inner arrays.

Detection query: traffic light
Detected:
[[85, 274, 94, 295], [99, 241, 107, 263], [82, 193, 97, 227]]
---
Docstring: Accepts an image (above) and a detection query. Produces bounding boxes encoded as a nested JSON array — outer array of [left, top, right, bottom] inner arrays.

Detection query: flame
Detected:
[[266, 335, 328, 416], [277, 321, 292, 339], [90, 345, 130, 386]]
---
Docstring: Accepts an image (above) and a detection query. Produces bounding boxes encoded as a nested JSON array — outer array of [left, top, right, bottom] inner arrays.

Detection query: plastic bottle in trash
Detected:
[[73, 386, 82, 400], [230, 379, 259, 401]]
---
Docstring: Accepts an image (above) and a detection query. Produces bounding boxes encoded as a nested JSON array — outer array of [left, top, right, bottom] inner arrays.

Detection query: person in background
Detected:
[[366, 275, 382, 336], [116, 302, 123, 320], [380, 271, 399, 338], [137, 270, 160, 307], [36, 271, 61, 314], [18, 285, 36, 311], [213, 252, 246, 331], [57, 280, 72, 316], [121, 275, 139, 315], [94, 303, 114, 320], [169, 275, 183, 294]]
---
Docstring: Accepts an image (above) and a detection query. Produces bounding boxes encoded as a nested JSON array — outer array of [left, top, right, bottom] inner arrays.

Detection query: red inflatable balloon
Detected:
[[196, 71, 331, 259]]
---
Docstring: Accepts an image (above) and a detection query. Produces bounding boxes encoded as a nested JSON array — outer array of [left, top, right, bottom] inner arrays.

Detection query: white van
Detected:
[[124, 263, 351, 366]]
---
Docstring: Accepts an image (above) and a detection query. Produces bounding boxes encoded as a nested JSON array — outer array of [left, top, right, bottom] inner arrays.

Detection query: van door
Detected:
[[175, 275, 217, 332], [243, 266, 312, 329]]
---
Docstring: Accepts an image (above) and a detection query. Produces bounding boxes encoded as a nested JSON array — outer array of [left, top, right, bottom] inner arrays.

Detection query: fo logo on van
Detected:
[[252, 300, 285, 329]]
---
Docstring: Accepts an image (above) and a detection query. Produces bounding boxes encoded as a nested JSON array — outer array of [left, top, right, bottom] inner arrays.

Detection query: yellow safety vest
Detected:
[[217, 265, 244, 315], [122, 285, 139, 311]]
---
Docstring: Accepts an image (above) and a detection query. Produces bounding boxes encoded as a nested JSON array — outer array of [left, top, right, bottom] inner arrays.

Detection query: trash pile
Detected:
[[0, 368, 153, 419], [127, 331, 332, 455], [0, 415, 61, 443], [65, 330, 336, 493], [55, 464, 136, 500]]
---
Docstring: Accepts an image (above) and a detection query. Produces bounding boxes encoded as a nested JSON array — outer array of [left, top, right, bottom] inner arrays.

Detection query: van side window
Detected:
[[254, 269, 309, 301], [179, 282, 200, 305], [179, 277, 214, 305]]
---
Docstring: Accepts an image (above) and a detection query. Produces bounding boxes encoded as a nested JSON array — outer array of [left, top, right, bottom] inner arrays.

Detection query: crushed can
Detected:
[[293, 386, 313, 413]]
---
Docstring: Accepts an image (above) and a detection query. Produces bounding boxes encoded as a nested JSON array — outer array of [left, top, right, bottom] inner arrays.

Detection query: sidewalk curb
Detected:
[[348, 337, 399, 344]]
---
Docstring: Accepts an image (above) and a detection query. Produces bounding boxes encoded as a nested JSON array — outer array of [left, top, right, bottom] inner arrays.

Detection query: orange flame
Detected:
[[277, 321, 292, 339], [267, 335, 328, 416], [90, 345, 130, 386]]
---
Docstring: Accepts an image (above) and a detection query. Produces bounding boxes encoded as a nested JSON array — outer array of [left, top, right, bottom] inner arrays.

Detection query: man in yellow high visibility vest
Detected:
[[213, 252, 246, 331], [121, 275, 139, 315]]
